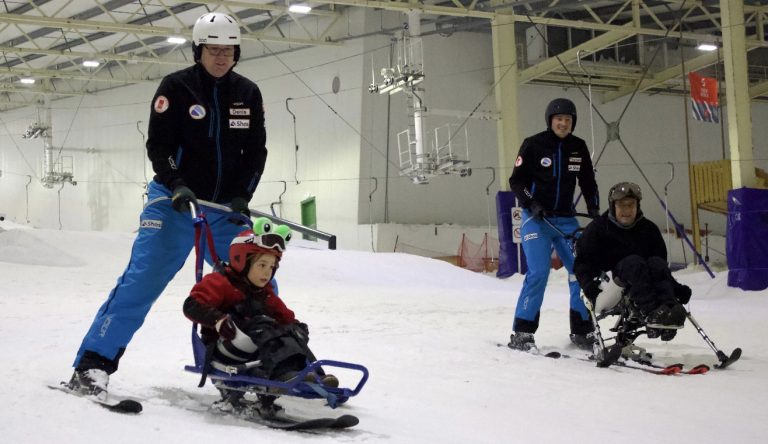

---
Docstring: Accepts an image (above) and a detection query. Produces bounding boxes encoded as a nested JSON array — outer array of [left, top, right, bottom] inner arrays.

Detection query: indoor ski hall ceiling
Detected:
[[1, 1, 768, 112]]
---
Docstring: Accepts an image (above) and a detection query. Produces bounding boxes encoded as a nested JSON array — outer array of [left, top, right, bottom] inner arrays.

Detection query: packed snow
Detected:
[[1, 220, 766, 443]]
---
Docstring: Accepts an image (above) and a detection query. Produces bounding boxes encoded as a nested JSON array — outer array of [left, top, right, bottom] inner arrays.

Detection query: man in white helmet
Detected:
[[67, 12, 268, 399]]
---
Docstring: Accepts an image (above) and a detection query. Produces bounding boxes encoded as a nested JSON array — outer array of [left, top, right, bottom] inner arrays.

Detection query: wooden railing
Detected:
[[691, 160, 732, 214]]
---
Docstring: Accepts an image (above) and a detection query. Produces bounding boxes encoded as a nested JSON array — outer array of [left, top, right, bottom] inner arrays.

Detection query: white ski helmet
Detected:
[[193, 12, 241, 45], [192, 12, 241, 62]]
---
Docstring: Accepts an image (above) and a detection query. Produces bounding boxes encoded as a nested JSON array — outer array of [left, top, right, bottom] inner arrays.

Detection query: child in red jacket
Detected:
[[183, 223, 336, 413]]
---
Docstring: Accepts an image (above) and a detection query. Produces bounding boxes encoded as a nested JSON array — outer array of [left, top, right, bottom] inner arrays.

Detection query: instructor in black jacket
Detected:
[[68, 12, 268, 400], [507, 98, 600, 353]]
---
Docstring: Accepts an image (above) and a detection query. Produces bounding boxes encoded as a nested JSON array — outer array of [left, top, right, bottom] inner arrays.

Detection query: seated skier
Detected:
[[573, 182, 692, 339], [183, 219, 337, 414]]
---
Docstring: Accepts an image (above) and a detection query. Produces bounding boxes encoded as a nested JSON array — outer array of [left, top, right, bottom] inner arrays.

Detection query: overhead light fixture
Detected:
[[19, 77, 35, 84], [697, 43, 718, 51], [83, 60, 100, 67], [167, 36, 186, 44], [288, 4, 312, 14]]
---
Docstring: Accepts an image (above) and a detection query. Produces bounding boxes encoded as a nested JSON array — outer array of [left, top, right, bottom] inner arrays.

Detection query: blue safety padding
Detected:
[[727, 188, 768, 291], [496, 191, 527, 278]]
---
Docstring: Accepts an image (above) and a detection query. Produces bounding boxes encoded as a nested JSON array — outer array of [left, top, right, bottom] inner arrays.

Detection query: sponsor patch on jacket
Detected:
[[540, 157, 552, 167], [230, 108, 250, 116], [154, 96, 169, 113], [568, 164, 581, 172], [524, 233, 538, 241], [569, 157, 582, 163], [141, 219, 162, 229], [515, 156, 523, 167], [230, 119, 250, 129], [189, 104, 206, 119]]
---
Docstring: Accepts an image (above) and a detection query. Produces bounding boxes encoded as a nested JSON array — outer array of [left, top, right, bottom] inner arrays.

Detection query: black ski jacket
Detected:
[[146, 63, 267, 203], [509, 129, 599, 215], [573, 212, 667, 288]]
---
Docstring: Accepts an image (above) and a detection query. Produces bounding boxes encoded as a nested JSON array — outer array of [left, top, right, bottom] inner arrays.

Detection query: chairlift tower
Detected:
[[22, 96, 76, 188], [369, 12, 470, 185]]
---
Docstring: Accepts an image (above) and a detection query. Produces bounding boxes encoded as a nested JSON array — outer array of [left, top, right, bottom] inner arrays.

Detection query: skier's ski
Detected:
[[498, 343, 710, 376], [633, 361, 710, 375], [685, 364, 711, 375], [245, 413, 359, 431], [207, 397, 358, 431], [495, 342, 562, 359], [616, 361, 683, 375], [48, 383, 143, 414]]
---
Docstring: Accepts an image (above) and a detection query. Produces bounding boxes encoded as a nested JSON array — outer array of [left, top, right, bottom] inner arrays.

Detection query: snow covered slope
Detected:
[[0, 223, 765, 443]]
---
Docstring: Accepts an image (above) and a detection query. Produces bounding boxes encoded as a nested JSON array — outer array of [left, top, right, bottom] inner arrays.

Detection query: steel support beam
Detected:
[[749, 80, 768, 99], [0, 12, 340, 46], [0, 45, 188, 67], [721, 0, 756, 189], [602, 50, 724, 102], [520, 25, 635, 83], [491, 13, 519, 191]]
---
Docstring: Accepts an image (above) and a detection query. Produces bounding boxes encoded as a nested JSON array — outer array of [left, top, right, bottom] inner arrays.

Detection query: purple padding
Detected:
[[496, 191, 527, 278], [727, 188, 768, 291]]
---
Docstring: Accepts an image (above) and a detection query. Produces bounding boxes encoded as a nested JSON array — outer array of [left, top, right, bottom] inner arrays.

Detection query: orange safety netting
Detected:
[[457, 233, 499, 273]]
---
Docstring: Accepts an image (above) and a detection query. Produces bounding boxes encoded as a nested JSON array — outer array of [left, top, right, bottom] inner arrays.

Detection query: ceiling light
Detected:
[[288, 4, 312, 14], [19, 77, 35, 84], [697, 43, 717, 51], [83, 60, 100, 67], [167, 36, 186, 44]]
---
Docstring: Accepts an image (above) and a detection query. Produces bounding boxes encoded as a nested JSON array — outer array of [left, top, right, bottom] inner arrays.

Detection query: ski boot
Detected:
[[507, 332, 536, 352], [569, 332, 597, 351], [67, 369, 109, 401]]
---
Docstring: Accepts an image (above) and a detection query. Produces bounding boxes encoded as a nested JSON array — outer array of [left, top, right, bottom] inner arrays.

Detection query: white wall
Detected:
[[1, 9, 766, 255]]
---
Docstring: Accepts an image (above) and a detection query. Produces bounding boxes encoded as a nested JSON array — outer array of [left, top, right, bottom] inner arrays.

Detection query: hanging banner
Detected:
[[689, 71, 719, 123]]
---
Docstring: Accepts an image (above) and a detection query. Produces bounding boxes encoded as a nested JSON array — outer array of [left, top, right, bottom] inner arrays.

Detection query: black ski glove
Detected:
[[587, 207, 600, 219], [582, 278, 603, 306], [528, 201, 546, 220], [215, 315, 238, 341], [674, 283, 692, 304], [229, 197, 251, 224], [171, 185, 198, 213]]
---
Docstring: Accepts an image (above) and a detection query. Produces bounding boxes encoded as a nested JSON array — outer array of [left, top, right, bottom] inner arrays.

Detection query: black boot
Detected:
[[643, 304, 674, 328]]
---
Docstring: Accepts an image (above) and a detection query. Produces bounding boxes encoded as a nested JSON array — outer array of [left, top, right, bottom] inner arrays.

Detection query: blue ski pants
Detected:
[[74, 180, 245, 367], [513, 211, 589, 333]]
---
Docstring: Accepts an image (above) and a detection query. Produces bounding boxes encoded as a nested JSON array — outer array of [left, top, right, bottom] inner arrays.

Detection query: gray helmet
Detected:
[[608, 182, 642, 217], [545, 98, 577, 131]]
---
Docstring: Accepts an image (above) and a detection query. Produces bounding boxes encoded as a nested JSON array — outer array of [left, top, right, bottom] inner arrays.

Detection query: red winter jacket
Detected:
[[183, 267, 296, 342]]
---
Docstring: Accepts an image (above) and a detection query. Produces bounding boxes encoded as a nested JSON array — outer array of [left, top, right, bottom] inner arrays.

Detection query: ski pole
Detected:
[[685, 310, 742, 369]]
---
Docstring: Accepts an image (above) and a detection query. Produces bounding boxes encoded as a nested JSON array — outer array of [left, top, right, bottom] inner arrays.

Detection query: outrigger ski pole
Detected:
[[580, 274, 623, 368], [540, 216, 621, 367], [685, 310, 742, 369]]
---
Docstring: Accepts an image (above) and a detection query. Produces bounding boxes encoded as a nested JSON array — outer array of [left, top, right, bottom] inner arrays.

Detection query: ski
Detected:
[[498, 342, 711, 376], [633, 361, 711, 375], [244, 413, 359, 431], [207, 398, 358, 431], [495, 341, 563, 359], [616, 361, 683, 375], [48, 383, 143, 414]]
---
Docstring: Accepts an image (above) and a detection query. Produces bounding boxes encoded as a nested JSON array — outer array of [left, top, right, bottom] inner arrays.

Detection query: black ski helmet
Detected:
[[545, 98, 577, 131], [608, 181, 642, 217]]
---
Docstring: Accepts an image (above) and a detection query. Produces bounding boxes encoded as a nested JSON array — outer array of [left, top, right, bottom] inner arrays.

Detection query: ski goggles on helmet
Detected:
[[252, 232, 286, 253], [609, 182, 642, 201]]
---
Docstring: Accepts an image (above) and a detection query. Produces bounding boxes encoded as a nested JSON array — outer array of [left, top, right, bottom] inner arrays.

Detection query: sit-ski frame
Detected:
[[183, 201, 370, 407]]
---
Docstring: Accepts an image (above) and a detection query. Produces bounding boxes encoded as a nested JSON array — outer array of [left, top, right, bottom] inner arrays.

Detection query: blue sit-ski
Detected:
[[183, 201, 368, 428]]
